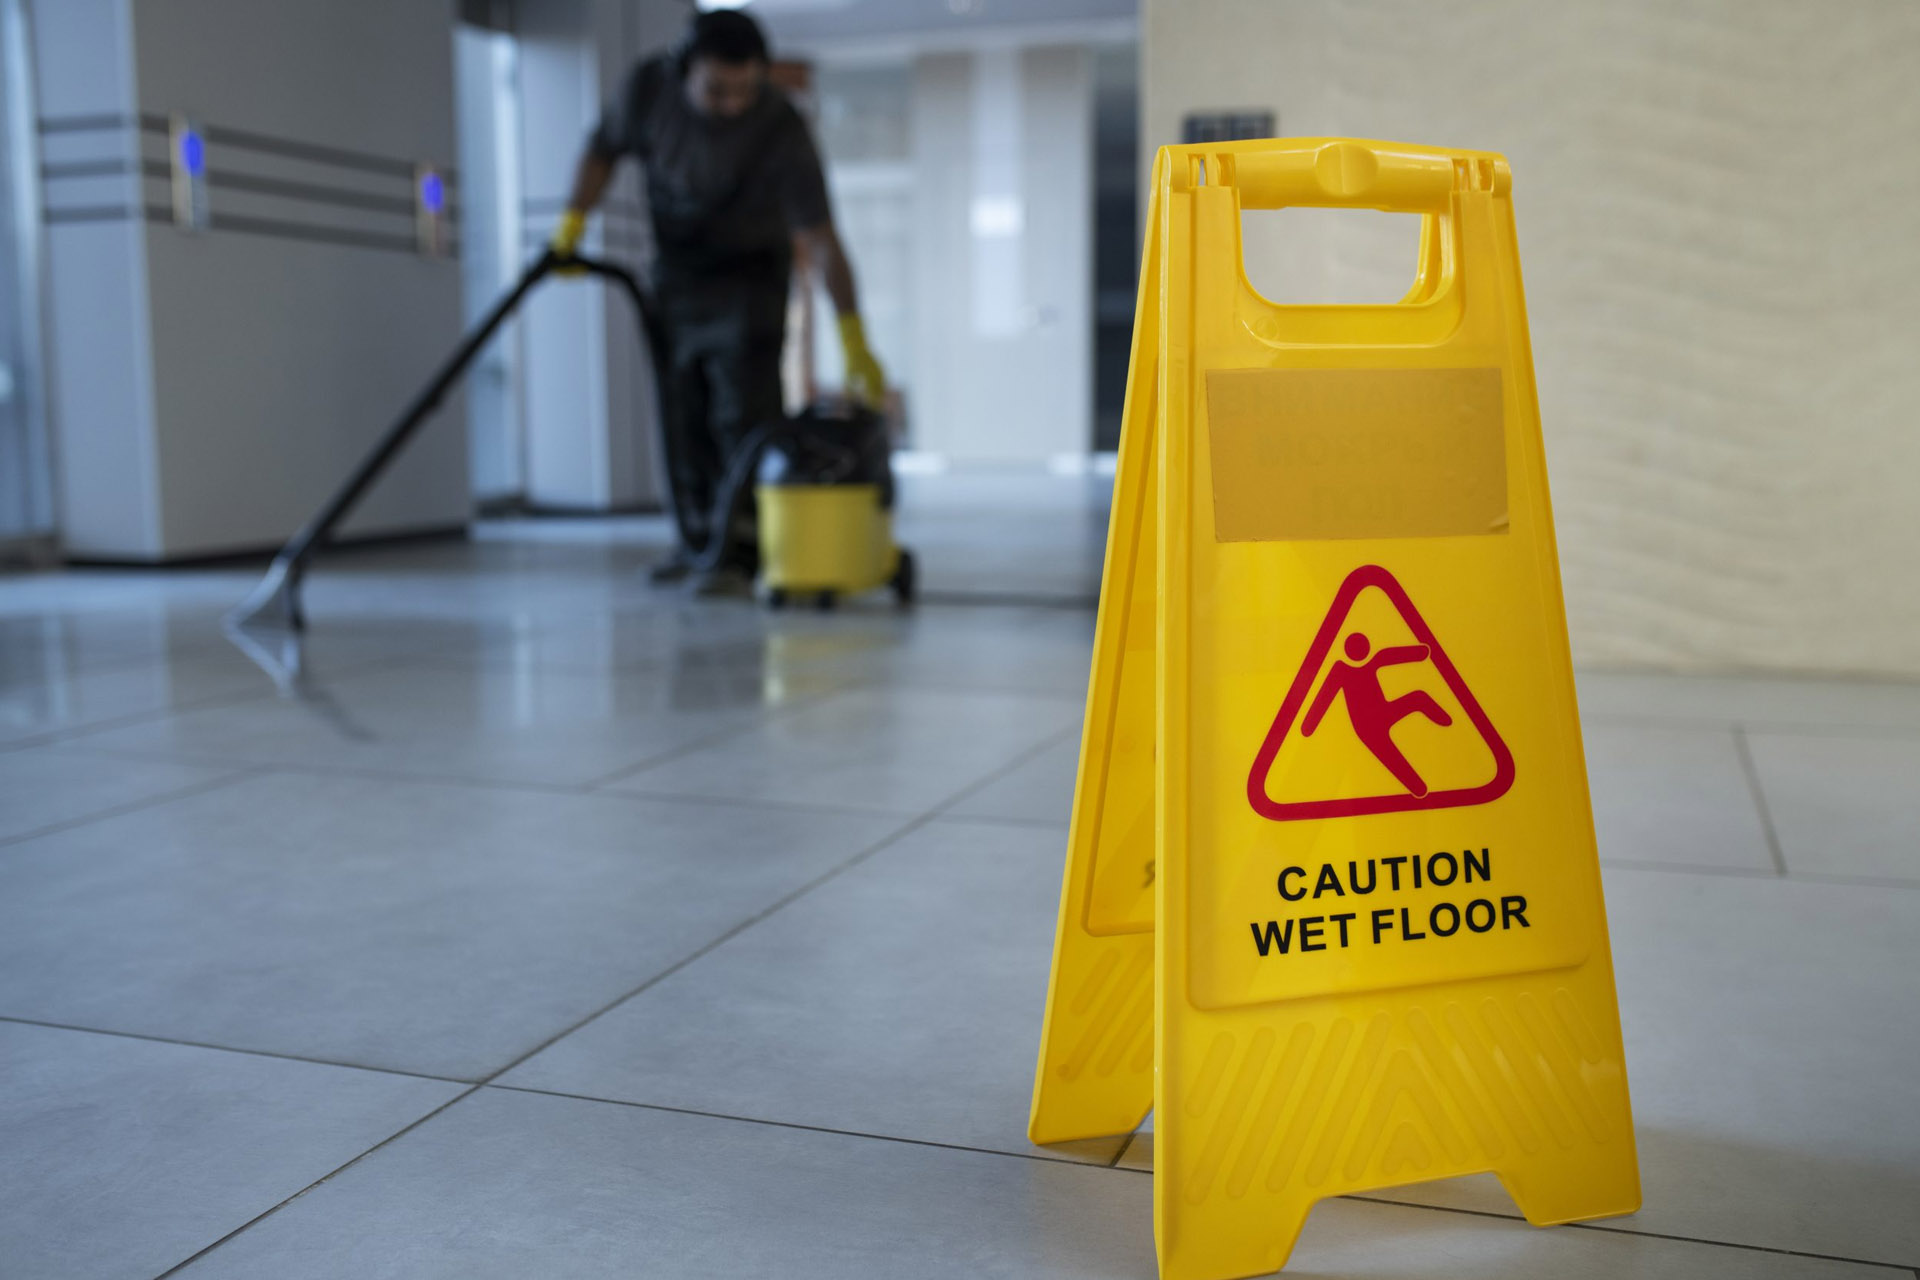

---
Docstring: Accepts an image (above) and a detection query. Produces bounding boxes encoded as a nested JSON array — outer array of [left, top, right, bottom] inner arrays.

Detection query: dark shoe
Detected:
[[691, 565, 755, 599], [648, 553, 695, 585]]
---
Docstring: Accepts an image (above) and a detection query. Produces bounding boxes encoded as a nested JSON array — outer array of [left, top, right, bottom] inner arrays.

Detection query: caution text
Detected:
[[1250, 848, 1530, 956]]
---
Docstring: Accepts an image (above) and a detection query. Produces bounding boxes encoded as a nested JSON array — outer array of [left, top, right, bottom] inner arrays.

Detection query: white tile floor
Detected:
[[1, 476, 1915, 1279]]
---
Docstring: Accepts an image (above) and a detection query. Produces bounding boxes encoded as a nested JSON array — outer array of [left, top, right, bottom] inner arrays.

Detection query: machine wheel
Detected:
[[890, 549, 917, 607], [765, 588, 789, 610], [814, 591, 838, 612]]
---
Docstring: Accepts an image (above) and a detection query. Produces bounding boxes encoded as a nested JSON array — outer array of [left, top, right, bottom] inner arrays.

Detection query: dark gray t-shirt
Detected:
[[592, 54, 831, 287]]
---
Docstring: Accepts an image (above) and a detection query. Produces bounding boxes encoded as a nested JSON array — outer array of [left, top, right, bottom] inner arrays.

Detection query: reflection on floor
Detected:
[[1, 472, 1915, 1279]]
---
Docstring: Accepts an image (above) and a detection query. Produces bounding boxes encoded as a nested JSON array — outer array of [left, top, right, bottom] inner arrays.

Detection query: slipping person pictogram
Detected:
[[1248, 564, 1514, 821], [1301, 631, 1454, 798]]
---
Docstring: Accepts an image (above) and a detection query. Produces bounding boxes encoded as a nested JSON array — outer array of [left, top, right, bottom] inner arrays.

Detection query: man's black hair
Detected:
[[684, 10, 770, 66]]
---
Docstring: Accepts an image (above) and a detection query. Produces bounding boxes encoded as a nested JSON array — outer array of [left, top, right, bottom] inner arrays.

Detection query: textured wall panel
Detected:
[[1145, 0, 1920, 675]]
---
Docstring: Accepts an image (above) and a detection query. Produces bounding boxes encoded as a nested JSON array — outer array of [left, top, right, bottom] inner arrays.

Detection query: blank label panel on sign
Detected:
[[1206, 367, 1508, 543]]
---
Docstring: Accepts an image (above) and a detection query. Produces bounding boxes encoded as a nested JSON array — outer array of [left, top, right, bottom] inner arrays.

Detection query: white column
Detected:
[[32, 0, 160, 556], [515, 0, 678, 512]]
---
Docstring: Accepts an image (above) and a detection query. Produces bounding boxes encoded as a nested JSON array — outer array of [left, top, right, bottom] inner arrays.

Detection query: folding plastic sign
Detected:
[[1029, 139, 1640, 1280]]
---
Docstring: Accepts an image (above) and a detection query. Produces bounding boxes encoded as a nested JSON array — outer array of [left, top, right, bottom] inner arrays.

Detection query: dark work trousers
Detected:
[[648, 277, 788, 567]]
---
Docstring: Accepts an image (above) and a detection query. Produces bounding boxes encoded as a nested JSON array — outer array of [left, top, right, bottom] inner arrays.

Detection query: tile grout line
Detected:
[[6, 643, 1084, 762], [1345, 1193, 1919, 1274], [1105, 1103, 1155, 1169], [0, 626, 417, 692], [595, 787, 922, 820], [487, 1084, 1123, 1174], [468, 1087, 1920, 1277], [1602, 858, 1782, 882], [22, 597, 1915, 1272], [50, 746, 796, 806], [930, 809, 1069, 832], [1730, 725, 1790, 876], [573, 677, 863, 792], [57, 682, 856, 804], [912, 590, 1098, 611], [381, 1074, 1920, 1275], [49, 676, 1076, 788], [0, 685, 283, 755], [7, 649, 431, 754], [140, 805, 951, 1279], [471, 818, 943, 1083], [1582, 708, 1920, 742], [0, 1014, 468, 1084], [1601, 857, 1920, 892], [148, 1083, 484, 1280], [138, 725, 1085, 1277], [470, 720, 1079, 1083], [606, 762, 1079, 826], [31, 743, 1906, 890], [150, 1062, 1919, 1280], [543, 715, 1920, 1275], [66, 749, 956, 827], [803, 678, 1095, 701], [943, 723, 1082, 793], [37, 747, 612, 795], [593, 695, 1076, 816], [0, 768, 267, 851], [574, 679, 1084, 796]]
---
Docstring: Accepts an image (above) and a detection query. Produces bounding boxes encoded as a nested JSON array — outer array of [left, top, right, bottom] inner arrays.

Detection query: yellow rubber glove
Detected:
[[837, 313, 886, 408], [550, 208, 588, 275]]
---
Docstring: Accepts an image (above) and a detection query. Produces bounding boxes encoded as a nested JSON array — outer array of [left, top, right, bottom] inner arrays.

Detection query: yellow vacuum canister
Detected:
[[754, 404, 914, 610]]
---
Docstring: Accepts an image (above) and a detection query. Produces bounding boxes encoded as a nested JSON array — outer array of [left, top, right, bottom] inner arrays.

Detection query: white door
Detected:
[[0, 0, 52, 547], [911, 46, 1092, 463]]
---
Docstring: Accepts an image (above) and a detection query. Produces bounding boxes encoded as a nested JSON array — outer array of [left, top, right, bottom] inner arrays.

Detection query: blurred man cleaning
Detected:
[[551, 10, 884, 590]]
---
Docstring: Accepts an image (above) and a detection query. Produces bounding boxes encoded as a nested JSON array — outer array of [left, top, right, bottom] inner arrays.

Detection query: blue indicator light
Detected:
[[178, 129, 205, 177], [419, 170, 445, 214]]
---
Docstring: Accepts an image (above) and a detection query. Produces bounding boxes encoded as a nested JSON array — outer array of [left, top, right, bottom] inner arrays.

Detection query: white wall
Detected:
[[1144, 0, 1920, 676], [35, 0, 469, 560]]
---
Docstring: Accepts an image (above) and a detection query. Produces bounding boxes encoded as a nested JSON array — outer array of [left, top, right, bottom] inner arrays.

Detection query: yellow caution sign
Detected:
[[1030, 139, 1639, 1279]]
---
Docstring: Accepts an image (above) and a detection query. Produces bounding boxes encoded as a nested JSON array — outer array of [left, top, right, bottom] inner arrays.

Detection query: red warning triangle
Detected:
[[1248, 565, 1514, 821]]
